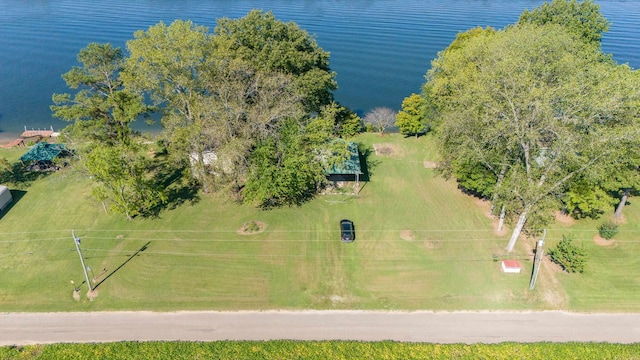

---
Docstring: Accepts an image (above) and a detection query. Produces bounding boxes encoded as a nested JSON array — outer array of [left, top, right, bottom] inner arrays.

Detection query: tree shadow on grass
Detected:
[[146, 158, 200, 217], [356, 142, 379, 182], [0, 162, 51, 187], [93, 241, 150, 290]]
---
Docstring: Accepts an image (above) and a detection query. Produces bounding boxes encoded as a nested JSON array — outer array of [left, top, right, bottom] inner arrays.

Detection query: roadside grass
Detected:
[[543, 205, 640, 312], [0, 133, 638, 312]]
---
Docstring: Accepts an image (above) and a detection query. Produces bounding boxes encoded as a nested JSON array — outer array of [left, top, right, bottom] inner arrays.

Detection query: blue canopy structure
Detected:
[[20, 143, 66, 162]]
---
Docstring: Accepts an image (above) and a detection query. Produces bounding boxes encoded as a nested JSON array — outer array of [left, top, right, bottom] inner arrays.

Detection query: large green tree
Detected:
[[123, 20, 216, 191], [425, 23, 640, 252], [518, 0, 609, 45], [52, 43, 146, 148], [213, 10, 337, 112], [86, 145, 164, 220], [395, 93, 428, 137], [244, 113, 348, 208], [51, 43, 163, 219], [123, 13, 340, 206]]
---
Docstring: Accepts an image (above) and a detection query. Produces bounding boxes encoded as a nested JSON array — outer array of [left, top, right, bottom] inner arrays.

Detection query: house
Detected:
[[189, 150, 234, 175], [0, 185, 13, 211]]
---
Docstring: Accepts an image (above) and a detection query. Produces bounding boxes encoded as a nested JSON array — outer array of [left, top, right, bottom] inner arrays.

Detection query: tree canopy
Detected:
[[518, 0, 609, 45], [51, 43, 162, 219], [213, 10, 336, 112], [395, 93, 428, 137], [424, 21, 640, 251], [122, 14, 340, 203], [50, 11, 344, 212], [52, 43, 146, 147]]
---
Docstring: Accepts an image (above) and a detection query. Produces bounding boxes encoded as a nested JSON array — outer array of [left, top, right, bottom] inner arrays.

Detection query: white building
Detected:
[[0, 185, 13, 211]]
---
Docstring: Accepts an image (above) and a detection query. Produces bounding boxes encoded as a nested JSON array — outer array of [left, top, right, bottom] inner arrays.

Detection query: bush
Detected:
[[598, 221, 619, 240], [364, 123, 375, 133], [548, 235, 588, 273]]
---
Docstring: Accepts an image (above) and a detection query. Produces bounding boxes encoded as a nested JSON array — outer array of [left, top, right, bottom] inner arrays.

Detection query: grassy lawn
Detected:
[[0, 133, 638, 312]]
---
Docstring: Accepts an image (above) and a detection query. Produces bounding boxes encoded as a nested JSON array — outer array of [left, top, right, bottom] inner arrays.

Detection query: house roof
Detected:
[[20, 143, 66, 162], [327, 141, 362, 175]]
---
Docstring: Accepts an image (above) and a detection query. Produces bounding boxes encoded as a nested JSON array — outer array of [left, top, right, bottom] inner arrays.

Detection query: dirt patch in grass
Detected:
[[612, 215, 627, 225], [554, 211, 575, 226], [473, 198, 508, 236], [423, 160, 438, 169], [522, 239, 568, 309], [593, 234, 617, 247], [238, 220, 266, 235], [87, 289, 98, 301], [491, 219, 508, 237], [400, 230, 415, 241], [424, 240, 442, 249], [373, 143, 404, 157]]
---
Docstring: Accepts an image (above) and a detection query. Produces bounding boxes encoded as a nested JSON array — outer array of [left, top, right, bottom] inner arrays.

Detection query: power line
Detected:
[[3, 227, 640, 237]]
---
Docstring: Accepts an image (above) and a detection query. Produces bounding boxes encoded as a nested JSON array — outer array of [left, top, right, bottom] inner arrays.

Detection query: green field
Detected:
[[1, 133, 639, 312], [3, 341, 640, 360]]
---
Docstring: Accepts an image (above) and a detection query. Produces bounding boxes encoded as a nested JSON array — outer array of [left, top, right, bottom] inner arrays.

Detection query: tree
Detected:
[[363, 107, 396, 135], [519, 0, 610, 45], [213, 10, 337, 113], [608, 136, 640, 219], [51, 43, 146, 148], [563, 178, 616, 218], [243, 115, 340, 207], [51, 43, 162, 219], [86, 145, 165, 220], [123, 14, 336, 201], [123, 20, 216, 191], [548, 234, 588, 273], [395, 93, 428, 137], [425, 23, 640, 252], [316, 102, 362, 138]]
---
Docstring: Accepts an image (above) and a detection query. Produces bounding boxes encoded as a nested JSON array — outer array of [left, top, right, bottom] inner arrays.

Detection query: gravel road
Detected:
[[2, 311, 639, 345]]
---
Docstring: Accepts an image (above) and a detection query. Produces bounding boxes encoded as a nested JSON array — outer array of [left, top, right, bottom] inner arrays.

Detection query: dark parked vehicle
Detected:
[[340, 219, 355, 242]]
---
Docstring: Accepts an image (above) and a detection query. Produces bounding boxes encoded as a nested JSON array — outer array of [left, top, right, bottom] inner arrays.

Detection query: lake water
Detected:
[[1, 0, 638, 140]]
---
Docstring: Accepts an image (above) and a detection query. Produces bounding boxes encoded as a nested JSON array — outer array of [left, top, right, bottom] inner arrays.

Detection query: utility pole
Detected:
[[72, 230, 93, 291], [529, 229, 546, 290]]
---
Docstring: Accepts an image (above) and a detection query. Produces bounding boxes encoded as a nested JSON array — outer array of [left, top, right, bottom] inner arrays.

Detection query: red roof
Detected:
[[502, 260, 522, 269]]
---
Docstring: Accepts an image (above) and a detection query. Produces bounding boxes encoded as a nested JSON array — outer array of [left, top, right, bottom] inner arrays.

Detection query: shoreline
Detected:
[[0, 132, 21, 145], [0, 129, 162, 149]]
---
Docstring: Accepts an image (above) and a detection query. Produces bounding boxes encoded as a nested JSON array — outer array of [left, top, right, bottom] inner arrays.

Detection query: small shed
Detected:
[[501, 260, 522, 273], [0, 185, 13, 211]]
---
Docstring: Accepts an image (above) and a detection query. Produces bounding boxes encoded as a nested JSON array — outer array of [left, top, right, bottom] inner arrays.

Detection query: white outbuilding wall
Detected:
[[0, 185, 13, 211]]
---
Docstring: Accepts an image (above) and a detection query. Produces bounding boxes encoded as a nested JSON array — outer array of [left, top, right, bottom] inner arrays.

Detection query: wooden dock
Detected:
[[21, 130, 54, 138], [1, 126, 57, 149]]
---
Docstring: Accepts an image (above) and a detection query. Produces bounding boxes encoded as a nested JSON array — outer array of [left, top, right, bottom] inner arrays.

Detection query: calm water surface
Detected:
[[0, 0, 638, 138]]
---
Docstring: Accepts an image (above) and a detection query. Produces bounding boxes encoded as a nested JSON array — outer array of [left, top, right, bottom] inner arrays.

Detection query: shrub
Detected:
[[364, 123, 375, 133], [598, 221, 619, 240], [548, 235, 588, 273]]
